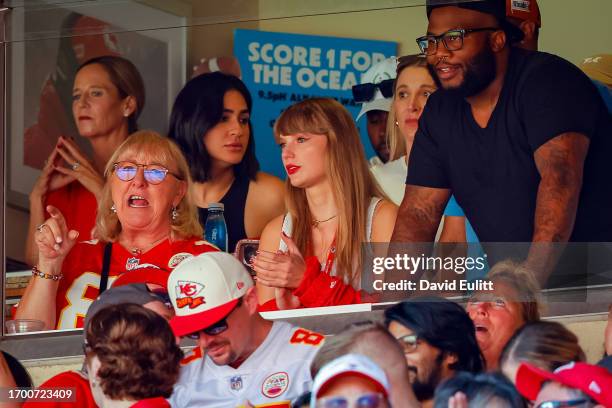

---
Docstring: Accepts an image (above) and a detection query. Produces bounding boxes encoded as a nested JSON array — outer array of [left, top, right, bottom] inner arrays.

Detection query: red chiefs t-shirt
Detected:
[[46, 182, 97, 242], [55, 237, 217, 329], [130, 398, 171, 407], [22, 370, 95, 408]]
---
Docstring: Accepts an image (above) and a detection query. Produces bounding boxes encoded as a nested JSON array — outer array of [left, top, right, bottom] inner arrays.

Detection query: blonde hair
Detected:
[[387, 55, 430, 161], [96, 130, 202, 241], [274, 98, 384, 283], [487, 260, 542, 322]]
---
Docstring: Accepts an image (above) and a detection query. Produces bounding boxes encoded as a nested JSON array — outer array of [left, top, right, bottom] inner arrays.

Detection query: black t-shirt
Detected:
[[407, 48, 612, 242]]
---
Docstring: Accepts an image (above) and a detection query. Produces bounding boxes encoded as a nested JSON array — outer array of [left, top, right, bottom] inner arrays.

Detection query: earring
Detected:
[[171, 207, 178, 221], [110, 204, 117, 214], [395, 121, 399, 127], [123, 111, 129, 117]]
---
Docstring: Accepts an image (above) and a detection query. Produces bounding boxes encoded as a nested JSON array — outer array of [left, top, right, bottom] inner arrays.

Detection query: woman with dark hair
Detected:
[[168, 72, 285, 253], [84, 303, 182, 407], [26, 55, 146, 266]]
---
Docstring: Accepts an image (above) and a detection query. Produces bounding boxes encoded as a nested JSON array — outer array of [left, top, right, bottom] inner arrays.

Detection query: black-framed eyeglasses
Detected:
[[316, 392, 386, 408], [113, 161, 182, 185], [352, 78, 395, 103], [416, 27, 499, 56], [396, 333, 419, 354], [535, 399, 590, 408], [185, 298, 243, 339]]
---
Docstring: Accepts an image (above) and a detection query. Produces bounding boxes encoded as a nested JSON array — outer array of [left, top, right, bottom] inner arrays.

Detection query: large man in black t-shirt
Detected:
[[391, 0, 612, 283]]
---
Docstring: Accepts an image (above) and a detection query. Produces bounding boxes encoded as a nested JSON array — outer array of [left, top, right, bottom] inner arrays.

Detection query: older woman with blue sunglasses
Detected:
[[16, 131, 217, 330]]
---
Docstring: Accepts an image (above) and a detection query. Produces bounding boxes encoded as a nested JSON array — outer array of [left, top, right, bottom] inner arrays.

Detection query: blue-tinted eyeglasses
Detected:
[[113, 161, 182, 185], [316, 393, 387, 408]]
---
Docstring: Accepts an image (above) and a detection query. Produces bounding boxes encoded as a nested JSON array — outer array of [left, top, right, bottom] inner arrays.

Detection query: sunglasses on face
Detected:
[[416, 27, 499, 56], [185, 298, 243, 339], [113, 161, 182, 185], [352, 79, 395, 103], [396, 333, 419, 355], [316, 392, 387, 408], [535, 399, 590, 408]]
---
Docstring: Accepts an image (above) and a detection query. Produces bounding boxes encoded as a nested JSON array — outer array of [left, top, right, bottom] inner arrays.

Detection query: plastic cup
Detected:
[[5, 319, 45, 334]]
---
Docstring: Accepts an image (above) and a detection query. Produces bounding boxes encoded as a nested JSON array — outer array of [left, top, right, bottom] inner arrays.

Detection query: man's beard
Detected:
[[428, 45, 497, 98], [408, 353, 445, 402]]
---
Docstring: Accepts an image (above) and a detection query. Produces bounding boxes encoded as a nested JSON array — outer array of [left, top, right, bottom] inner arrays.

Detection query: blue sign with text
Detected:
[[234, 29, 396, 178]]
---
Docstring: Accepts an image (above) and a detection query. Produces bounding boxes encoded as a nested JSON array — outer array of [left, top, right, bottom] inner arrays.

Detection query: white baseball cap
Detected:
[[311, 353, 390, 407], [168, 252, 253, 337], [356, 57, 398, 121]]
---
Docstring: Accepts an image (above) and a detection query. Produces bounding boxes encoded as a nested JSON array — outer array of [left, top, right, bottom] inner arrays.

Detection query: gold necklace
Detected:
[[312, 214, 337, 228], [124, 235, 168, 256]]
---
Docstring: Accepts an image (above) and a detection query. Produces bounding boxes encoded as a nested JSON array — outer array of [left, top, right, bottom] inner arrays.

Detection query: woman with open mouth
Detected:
[[252, 98, 397, 310], [16, 131, 217, 330]]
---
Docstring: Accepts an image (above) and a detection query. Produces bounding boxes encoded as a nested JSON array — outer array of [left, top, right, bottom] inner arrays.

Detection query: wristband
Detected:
[[32, 265, 63, 281]]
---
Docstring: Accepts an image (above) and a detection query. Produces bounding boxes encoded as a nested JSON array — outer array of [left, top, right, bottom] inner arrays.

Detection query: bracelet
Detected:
[[32, 265, 63, 281]]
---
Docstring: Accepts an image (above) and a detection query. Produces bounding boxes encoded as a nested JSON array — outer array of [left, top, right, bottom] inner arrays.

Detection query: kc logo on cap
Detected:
[[175, 280, 206, 309], [167, 252, 254, 337]]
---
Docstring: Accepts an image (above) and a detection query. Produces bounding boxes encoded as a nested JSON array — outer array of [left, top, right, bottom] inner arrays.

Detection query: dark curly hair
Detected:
[[85, 303, 182, 400]]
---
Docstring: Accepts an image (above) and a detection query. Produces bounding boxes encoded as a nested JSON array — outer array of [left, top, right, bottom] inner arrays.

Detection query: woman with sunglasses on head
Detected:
[[370, 55, 470, 242], [25, 56, 146, 267], [252, 98, 397, 310], [168, 72, 285, 253], [16, 131, 217, 330]]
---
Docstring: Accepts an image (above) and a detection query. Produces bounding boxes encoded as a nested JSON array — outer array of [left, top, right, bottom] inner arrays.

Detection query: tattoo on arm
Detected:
[[526, 132, 589, 284], [532, 132, 589, 243], [391, 185, 449, 242]]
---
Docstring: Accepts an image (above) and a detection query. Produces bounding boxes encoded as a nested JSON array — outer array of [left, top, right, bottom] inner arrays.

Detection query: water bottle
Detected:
[[205, 203, 228, 252]]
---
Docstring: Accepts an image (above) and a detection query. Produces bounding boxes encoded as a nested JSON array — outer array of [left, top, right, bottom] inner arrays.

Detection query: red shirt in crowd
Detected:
[[45, 182, 97, 242], [55, 237, 217, 329], [22, 370, 95, 408]]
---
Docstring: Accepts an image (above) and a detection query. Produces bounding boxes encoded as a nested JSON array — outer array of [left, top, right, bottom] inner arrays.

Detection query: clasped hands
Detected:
[[251, 232, 306, 290], [32, 136, 104, 201]]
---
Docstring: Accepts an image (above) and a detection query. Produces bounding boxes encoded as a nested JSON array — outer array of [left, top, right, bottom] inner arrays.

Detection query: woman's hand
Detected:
[[53, 136, 104, 199], [30, 144, 75, 203], [275, 288, 301, 310], [35, 205, 79, 269], [252, 233, 306, 289]]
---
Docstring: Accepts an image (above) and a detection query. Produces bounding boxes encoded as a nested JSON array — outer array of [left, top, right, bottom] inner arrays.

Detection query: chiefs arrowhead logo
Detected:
[[237, 282, 244, 290], [175, 280, 206, 309], [177, 280, 203, 297]]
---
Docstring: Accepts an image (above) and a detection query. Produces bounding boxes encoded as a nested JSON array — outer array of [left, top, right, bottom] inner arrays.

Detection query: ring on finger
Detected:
[[71, 162, 80, 171], [36, 223, 46, 233]]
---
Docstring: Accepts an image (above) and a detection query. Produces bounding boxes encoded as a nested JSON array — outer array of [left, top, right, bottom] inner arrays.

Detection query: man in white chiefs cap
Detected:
[[168, 252, 324, 408]]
